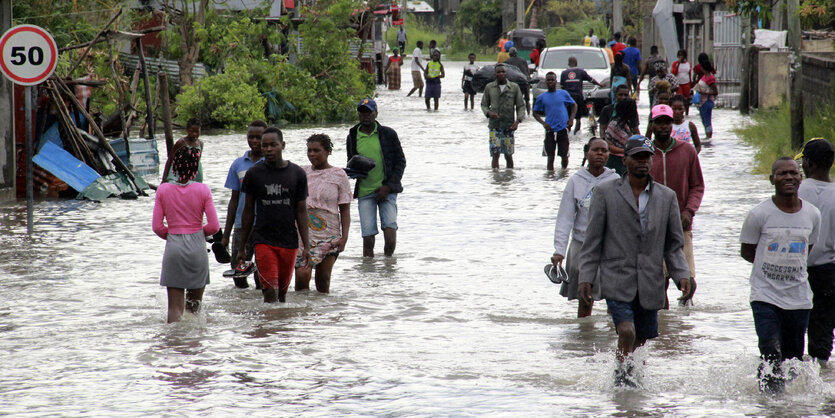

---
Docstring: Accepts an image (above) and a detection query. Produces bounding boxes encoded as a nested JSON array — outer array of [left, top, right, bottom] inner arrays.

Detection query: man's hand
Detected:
[[567, 118, 574, 130], [301, 247, 313, 267], [578, 283, 593, 305], [680, 212, 692, 231], [374, 184, 392, 201], [333, 237, 348, 253], [540, 121, 551, 131], [487, 111, 500, 119], [235, 251, 246, 268], [551, 254, 564, 267], [510, 120, 519, 131], [677, 278, 694, 303]]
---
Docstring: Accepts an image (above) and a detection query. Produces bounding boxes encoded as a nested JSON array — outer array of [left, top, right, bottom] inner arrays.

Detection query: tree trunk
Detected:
[[175, 0, 209, 87]]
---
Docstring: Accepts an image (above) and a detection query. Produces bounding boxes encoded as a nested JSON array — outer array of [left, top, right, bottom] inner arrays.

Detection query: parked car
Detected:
[[532, 46, 612, 132], [471, 63, 535, 93], [507, 29, 546, 62]]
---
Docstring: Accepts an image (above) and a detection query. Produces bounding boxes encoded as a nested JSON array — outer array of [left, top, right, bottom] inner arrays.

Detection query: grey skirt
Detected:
[[160, 231, 210, 289], [559, 238, 601, 301]]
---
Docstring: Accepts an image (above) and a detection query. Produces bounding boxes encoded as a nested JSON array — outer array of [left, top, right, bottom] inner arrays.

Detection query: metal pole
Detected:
[[787, 0, 804, 149], [516, 0, 524, 29], [24, 85, 33, 235], [613, 0, 623, 34]]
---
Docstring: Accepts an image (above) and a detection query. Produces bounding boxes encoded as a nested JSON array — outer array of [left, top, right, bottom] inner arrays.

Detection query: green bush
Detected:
[[175, 62, 266, 129], [735, 99, 835, 174], [546, 17, 610, 47]]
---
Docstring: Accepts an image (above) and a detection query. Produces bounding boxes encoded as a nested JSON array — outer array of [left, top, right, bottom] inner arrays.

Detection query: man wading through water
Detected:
[[578, 136, 691, 387], [481, 64, 525, 170]]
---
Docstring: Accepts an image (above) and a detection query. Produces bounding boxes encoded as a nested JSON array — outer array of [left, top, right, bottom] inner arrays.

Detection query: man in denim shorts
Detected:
[[347, 98, 406, 257], [578, 136, 692, 387]]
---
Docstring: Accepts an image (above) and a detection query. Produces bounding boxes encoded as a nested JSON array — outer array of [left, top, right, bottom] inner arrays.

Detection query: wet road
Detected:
[[0, 61, 833, 415]]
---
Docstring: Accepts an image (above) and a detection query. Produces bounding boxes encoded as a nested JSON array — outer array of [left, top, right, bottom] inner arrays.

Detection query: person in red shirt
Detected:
[[610, 32, 626, 55], [648, 104, 704, 308], [530, 39, 546, 66]]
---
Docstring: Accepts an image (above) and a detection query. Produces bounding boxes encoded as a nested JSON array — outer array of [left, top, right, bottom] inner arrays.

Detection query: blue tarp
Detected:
[[32, 141, 101, 192]]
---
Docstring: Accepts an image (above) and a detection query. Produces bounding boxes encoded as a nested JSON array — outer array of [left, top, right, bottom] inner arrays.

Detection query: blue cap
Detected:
[[357, 97, 377, 112], [624, 135, 655, 156], [504, 41, 514, 51]]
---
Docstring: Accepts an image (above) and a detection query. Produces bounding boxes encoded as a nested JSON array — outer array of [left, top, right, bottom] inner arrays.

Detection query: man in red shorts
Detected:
[[237, 126, 312, 303]]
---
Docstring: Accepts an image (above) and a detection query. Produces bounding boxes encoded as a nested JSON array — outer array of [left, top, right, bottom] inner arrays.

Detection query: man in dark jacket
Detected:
[[347, 98, 406, 257]]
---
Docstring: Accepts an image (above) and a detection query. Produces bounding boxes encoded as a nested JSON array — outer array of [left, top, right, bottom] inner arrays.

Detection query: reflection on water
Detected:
[[0, 61, 832, 415]]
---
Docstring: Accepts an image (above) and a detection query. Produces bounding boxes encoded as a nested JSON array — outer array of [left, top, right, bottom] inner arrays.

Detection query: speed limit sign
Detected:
[[0, 25, 57, 86]]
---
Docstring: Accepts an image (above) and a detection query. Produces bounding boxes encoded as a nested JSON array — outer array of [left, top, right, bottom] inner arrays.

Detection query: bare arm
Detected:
[[222, 190, 240, 247], [296, 199, 312, 266], [689, 121, 701, 153], [336, 203, 350, 252], [235, 193, 256, 265], [740, 243, 757, 263]]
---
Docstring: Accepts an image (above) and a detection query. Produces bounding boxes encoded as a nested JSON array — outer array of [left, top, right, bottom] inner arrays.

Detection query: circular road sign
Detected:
[[0, 25, 58, 86]]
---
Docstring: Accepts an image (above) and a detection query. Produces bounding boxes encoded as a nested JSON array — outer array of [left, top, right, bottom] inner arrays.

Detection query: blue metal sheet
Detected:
[[33, 142, 101, 192]]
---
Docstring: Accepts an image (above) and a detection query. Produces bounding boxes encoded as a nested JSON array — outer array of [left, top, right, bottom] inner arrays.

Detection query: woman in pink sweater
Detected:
[[153, 147, 219, 323]]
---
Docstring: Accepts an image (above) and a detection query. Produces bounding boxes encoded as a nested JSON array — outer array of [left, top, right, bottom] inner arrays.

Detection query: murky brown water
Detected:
[[0, 61, 833, 415]]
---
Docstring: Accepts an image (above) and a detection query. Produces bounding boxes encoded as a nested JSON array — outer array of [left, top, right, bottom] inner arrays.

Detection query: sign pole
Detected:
[[24, 85, 32, 235], [0, 24, 59, 236]]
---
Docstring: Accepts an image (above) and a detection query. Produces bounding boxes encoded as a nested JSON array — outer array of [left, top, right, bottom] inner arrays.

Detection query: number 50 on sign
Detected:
[[0, 25, 57, 86]]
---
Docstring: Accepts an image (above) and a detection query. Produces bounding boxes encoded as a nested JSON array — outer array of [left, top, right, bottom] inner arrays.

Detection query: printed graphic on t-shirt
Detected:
[[760, 227, 809, 283], [262, 183, 292, 206]]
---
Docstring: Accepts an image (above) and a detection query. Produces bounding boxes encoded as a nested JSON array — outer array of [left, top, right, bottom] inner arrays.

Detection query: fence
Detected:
[[802, 53, 835, 118], [118, 55, 209, 87], [712, 11, 743, 108]]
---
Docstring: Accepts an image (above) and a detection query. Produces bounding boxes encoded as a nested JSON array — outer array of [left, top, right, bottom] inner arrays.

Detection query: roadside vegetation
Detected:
[[735, 98, 835, 174]]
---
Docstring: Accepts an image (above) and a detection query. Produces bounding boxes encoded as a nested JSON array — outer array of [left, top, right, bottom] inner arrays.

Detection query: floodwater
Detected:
[[1, 61, 833, 416]]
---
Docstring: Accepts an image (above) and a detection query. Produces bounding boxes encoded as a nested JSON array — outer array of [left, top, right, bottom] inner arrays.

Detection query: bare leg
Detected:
[[185, 287, 204, 314], [470, 96, 474, 110], [263, 288, 278, 303], [505, 154, 514, 169], [166, 287, 185, 323], [295, 266, 312, 291], [314, 255, 338, 293], [383, 228, 397, 257], [546, 155, 555, 171], [363, 235, 375, 258], [425, 96, 431, 110], [578, 299, 594, 318], [433, 98, 439, 110], [615, 321, 637, 362], [491, 154, 500, 170], [561, 155, 569, 169], [464, 95, 469, 110]]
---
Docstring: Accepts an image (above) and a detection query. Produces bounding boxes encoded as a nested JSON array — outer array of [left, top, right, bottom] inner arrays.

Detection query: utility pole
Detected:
[[516, 0, 524, 29], [613, 0, 623, 34], [787, 0, 804, 149]]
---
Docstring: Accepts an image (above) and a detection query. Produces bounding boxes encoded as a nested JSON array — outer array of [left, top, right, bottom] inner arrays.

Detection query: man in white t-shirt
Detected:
[[740, 157, 821, 394], [407, 40, 425, 97], [796, 138, 835, 365]]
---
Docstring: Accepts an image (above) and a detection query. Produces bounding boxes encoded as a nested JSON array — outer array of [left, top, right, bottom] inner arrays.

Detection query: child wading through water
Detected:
[[162, 118, 204, 183], [462, 53, 478, 111], [153, 146, 219, 323], [424, 49, 445, 111]]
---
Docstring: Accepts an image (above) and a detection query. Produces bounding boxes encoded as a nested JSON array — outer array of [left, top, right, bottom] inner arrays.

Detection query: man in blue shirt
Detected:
[[533, 72, 577, 170], [222, 120, 266, 288], [622, 37, 643, 99]]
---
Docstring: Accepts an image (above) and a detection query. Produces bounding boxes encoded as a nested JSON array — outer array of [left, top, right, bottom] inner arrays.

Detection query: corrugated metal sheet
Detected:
[[713, 12, 742, 46], [118, 55, 209, 86], [33, 142, 101, 192]]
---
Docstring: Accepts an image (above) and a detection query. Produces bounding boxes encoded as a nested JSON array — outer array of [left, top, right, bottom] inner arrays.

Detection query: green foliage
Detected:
[[456, 0, 503, 46], [284, 12, 374, 123], [175, 62, 266, 129], [735, 99, 835, 174], [198, 9, 283, 72], [546, 0, 598, 26], [546, 17, 610, 47], [729, 0, 834, 29]]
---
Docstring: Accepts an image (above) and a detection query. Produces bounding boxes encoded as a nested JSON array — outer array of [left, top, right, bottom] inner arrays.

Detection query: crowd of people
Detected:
[[150, 32, 834, 394]]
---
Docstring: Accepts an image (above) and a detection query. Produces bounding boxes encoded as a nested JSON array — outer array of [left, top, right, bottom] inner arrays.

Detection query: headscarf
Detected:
[[171, 146, 201, 184]]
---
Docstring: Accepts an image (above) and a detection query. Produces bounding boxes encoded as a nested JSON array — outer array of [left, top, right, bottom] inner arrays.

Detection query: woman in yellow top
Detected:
[[423, 49, 445, 111]]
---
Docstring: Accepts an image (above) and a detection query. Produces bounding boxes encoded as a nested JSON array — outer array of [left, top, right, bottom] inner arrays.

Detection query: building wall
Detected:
[[0, 0, 14, 202], [757, 51, 790, 109]]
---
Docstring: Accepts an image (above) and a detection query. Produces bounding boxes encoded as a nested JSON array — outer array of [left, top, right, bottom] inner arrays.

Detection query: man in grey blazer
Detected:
[[578, 135, 692, 387]]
